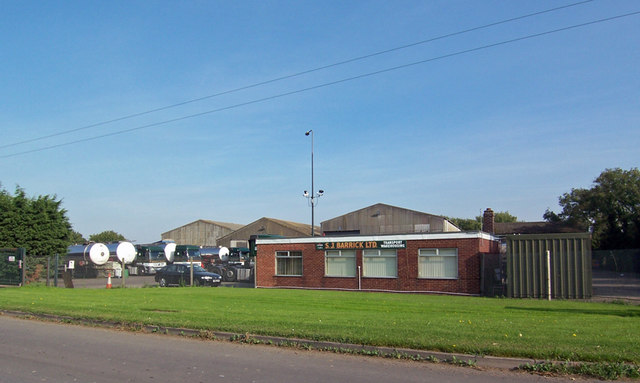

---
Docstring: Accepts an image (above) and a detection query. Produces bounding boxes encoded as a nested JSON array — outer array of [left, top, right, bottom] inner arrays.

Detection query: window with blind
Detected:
[[363, 249, 397, 278], [276, 251, 302, 276], [325, 250, 356, 277], [418, 248, 458, 279]]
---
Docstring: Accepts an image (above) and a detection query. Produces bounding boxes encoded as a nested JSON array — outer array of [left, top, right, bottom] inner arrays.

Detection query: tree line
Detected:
[[448, 168, 639, 250], [0, 185, 126, 281], [544, 168, 640, 250], [447, 211, 518, 231]]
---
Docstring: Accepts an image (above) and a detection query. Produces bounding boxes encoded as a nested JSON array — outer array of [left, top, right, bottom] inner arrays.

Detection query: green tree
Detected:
[[89, 230, 127, 243], [68, 230, 86, 244], [0, 185, 73, 282], [493, 211, 518, 223], [545, 168, 640, 249], [0, 186, 71, 255], [447, 217, 481, 231]]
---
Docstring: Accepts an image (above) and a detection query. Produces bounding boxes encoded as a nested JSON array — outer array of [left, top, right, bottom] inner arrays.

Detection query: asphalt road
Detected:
[[591, 270, 640, 301], [0, 316, 597, 383]]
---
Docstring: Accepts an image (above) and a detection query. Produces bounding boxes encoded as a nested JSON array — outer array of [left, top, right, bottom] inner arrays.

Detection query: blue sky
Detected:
[[1, 1, 638, 243]]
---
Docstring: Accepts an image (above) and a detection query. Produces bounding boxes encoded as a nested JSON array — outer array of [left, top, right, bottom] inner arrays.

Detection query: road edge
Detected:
[[0, 308, 539, 371]]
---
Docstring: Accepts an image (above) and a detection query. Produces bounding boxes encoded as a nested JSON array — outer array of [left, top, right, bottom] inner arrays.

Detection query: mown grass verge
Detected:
[[1, 286, 638, 365]]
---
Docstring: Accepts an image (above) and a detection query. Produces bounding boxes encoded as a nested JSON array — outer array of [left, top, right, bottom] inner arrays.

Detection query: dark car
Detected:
[[155, 264, 222, 287]]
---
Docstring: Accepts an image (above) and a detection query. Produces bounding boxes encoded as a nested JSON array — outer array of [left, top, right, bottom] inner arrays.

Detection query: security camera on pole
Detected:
[[304, 130, 324, 236]]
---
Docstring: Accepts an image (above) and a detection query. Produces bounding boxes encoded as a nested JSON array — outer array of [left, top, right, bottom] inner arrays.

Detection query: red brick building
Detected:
[[255, 232, 500, 295]]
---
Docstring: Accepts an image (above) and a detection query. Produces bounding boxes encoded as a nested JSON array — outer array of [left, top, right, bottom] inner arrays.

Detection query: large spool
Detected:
[[67, 243, 110, 265], [87, 243, 110, 265], [106, 242, 137, 264], [200, 246, 229, 261], [218, 246, 230, 262], [159, 242, 176, 262]]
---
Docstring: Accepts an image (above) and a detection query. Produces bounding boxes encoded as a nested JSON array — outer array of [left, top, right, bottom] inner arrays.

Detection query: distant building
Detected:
[[217, 217, 318, 248], [480, 208, 583, 235], [321, 203, 460, 236], [161, 219, 244, 246]]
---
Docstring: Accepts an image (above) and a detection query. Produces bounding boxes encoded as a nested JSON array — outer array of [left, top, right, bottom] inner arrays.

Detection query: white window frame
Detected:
[[418, 248, 458, 279], [362, 249, 397, 278], [325, 250, 356, 277], [276, 251, 303, 276]]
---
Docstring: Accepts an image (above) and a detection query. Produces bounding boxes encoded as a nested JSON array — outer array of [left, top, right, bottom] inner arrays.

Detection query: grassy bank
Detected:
[[1, 286, 638, 363]]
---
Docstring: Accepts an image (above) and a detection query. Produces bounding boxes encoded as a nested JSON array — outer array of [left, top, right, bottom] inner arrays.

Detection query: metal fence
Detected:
[[592, 249, 640, 273], [0, 248, 25, 286]]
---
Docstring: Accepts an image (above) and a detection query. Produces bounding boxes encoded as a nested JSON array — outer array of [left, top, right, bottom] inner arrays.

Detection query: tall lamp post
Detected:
[[304, 130, 323, 236]]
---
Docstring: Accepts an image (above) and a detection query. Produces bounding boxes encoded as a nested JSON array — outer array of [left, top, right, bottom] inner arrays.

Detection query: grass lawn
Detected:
[[0, 286, 638, 363]]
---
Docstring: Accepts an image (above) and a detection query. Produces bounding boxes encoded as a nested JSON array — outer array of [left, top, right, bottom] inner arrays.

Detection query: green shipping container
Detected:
[[506, 233, 592, 299]]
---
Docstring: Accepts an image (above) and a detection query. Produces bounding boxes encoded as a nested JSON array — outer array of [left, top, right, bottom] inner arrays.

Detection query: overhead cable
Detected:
[[1, 9, 638, 159], [0, 0, 594, 150]]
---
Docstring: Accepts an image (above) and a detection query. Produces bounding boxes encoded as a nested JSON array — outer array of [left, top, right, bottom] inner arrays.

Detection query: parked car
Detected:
[[155, 264, 222, 287]]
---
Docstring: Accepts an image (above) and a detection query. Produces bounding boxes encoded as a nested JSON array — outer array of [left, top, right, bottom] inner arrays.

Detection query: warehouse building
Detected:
[[321, 203, 460, 236], [217, 217, 317, 248], [161, 219, 244, 246], [255, 231, 500, 295]]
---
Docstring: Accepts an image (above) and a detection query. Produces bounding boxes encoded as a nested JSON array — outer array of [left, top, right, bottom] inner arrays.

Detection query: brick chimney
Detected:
[[482, 208, 495, 234]]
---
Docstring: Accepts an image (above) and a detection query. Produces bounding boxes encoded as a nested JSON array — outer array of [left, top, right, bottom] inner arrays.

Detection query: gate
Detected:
[[0, 248, 25, 286], [481, 253, 506, 297]]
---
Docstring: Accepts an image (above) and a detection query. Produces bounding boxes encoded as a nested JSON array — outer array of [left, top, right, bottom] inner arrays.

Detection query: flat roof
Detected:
[[256, 231, 499, 245]]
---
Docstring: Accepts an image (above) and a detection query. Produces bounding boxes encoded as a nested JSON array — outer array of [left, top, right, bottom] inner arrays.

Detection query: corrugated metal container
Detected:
[[506, 233, 592, 299]]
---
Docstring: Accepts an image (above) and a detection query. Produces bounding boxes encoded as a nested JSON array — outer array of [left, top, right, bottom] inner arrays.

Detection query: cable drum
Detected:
[[159, 242, 176, 262], [87, 243, 110, 265], [200, 246, 230, 262], [67, 243, 110, 265], [107, 242, 137, 264]]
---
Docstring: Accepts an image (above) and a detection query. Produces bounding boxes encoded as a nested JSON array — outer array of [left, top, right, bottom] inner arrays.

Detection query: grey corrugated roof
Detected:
[[259, 217, 319, 235], [198, 220, 245, 231], [215, 217, 320, 242], [320, 203, 456, 226], [162, 219, 245, 236]]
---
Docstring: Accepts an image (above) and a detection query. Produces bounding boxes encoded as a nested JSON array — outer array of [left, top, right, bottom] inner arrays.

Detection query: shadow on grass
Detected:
[[139, 308, 180, 313], [505, 306, 640, 317]]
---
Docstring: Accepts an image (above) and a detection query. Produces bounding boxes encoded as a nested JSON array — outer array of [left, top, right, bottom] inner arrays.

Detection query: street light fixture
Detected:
[[304, 130, 323, 236]]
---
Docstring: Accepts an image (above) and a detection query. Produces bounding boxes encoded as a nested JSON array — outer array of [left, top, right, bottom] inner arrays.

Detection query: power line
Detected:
[[0, 0, 594, 150], [1, 10, 637, 159]]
